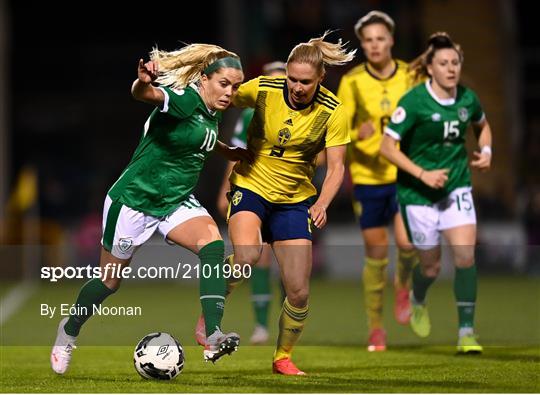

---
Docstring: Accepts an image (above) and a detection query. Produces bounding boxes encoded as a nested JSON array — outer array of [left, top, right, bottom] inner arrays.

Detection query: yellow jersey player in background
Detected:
[[337, 11, 419, 352], [196, 31, 355, 375]]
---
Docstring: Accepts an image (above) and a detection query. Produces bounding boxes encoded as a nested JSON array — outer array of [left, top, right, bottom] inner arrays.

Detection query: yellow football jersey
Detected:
[[230, 76, 350, 204], [337, 59, 413, 185]]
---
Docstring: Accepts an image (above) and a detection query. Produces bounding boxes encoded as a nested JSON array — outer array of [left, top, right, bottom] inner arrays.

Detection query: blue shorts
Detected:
[[352, 183, 398, 229], [228, 186, 314, 242]]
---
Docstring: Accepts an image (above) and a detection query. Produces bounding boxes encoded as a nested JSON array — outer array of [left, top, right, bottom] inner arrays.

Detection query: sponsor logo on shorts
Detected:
[[118, 237, 133, 252], [412, 232, 426, 244], [232, 191, 243, 206]]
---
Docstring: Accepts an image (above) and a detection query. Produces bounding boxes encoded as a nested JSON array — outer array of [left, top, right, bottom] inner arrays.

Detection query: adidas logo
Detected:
[[284, 118, 293, 126], [285, 328, 301, 333]]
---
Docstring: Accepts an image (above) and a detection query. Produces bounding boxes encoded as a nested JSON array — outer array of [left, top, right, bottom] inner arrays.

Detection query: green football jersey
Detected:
[[230, 108, 254, 148], [108, 85, 221, 216], [385, 81, 484, 205]]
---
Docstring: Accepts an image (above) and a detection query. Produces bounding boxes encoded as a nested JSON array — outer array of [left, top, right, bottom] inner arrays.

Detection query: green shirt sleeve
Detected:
[[385, 92, 417, 141], [159, 86, 199, 119], [231, 108, 254, 148]]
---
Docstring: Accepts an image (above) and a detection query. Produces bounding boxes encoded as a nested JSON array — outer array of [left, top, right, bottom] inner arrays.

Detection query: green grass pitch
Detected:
[[1, 276, 539, 392]]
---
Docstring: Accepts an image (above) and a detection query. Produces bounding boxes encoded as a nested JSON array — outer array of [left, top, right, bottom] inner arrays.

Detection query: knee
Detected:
[[454, 254, 475, 268], [452, 245, 475, 268], [286, 288, 309, 308], [396, 242, 416, 255], [422, 264, 441, 279], [234, 246, 262, 267]]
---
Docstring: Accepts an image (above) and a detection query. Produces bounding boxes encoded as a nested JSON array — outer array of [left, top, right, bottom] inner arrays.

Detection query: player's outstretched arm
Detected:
[[131, 59, 165, 106]]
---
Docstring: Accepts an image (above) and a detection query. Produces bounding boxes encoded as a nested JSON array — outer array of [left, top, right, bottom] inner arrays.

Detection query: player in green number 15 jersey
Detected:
[[51, 43, 251, 375], [381, 33, 493, 354]]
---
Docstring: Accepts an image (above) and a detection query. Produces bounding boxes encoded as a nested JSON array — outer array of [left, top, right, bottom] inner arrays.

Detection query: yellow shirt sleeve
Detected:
[[233, 77, 260, 108], [325, 104, 351, 148]]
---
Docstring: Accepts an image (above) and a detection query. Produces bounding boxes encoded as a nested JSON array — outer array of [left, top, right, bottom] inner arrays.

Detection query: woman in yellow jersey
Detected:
[[215, 61, 287, 346], [337, 11, 419, 352], [228, 32, 354, 375]]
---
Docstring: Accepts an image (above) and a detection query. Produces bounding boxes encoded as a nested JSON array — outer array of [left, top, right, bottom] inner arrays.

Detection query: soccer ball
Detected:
[[133, 332, 184, 380]]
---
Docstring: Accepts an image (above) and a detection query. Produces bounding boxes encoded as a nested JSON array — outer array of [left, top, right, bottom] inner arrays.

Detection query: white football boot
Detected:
[[50, 317, 77, 374], [203, 329, 240, 363]]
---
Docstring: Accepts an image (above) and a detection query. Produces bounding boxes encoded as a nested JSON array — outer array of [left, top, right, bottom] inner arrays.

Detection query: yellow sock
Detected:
[[363, 256, 388, 330], [273, 298, 308, 362], [225, 255, 244, 296], [395, 249, 418, 289]]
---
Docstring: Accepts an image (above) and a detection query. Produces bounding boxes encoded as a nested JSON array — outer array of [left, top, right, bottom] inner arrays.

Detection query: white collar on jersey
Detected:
[[425, 80, 456, 106], [189, 82, 217, 116]]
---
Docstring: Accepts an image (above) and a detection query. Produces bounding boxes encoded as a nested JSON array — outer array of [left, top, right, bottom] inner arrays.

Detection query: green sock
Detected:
[[412, 264, 436, 304], [64, 278, 116, 336], [454, 265, 477, 329], [250, 267, 271, 328], [199, 240, 226, 337]]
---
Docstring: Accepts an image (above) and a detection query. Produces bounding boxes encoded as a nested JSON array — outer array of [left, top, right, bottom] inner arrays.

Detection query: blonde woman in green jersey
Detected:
[[380, 32, 492, 353], [51, 43, 251, 375]]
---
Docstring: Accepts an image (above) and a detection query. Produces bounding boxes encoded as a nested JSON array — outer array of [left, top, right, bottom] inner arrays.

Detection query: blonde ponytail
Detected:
[[150, 43, 240, 90], [287, 31, 356, 75]]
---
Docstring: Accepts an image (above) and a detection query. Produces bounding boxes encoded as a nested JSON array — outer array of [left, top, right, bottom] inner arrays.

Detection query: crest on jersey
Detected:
[[118, 237, 133, 252], [232, 191, 243, 206], [431, 113, 441, 122], [277, 128, 291, 146], [458, 107, 468, 122], [391, 106, 406, 124], [380, 97, 391, 112]]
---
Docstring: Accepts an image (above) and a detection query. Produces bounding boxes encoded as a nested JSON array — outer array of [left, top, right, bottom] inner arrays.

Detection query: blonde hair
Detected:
[[409, 32, 464, 83], [287, 31, 356, 75], [150, 43, 240, 90]]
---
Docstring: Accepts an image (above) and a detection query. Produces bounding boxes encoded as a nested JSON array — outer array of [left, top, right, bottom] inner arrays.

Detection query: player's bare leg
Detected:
[[272, 239, 311, 375], [51, 248, 130, 374]]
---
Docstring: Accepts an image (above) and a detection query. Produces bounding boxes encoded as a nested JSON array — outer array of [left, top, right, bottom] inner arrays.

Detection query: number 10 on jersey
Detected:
[[200, 128, 217, 152]]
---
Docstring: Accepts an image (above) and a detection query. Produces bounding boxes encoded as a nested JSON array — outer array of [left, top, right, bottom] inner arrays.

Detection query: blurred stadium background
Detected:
[[0, 2, 539, 392], [0, 0, 538, 335]]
